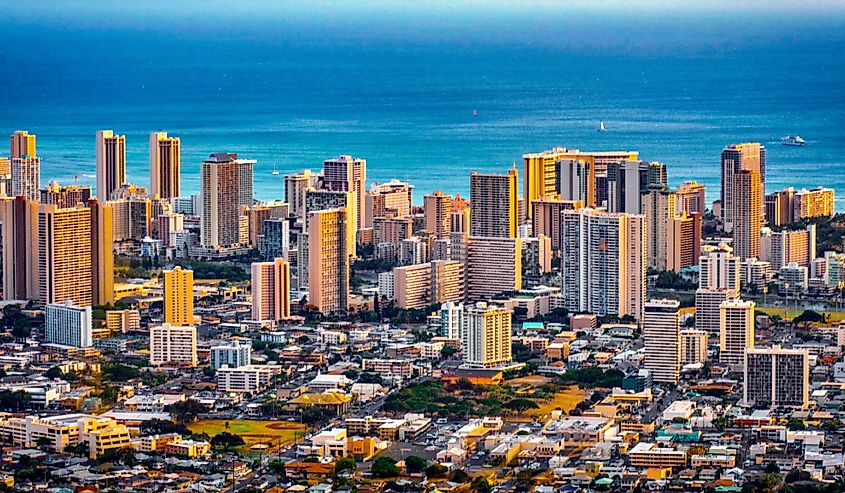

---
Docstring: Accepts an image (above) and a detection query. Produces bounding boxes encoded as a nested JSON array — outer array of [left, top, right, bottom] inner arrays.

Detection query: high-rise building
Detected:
[[680, 329, 708, 365], [440, 301, 464, 340], [765, 187, 835, 226], [667, 212, 701, 273], [463, 302, 513, 368], [284, 169, 315, 221], [163, 266, 194, 326], [393, 263, 432, 309], [45, 301, 93, 348], [760, 224, 816, 270], [108, 198, 152, 241], [560, 208, 646, 320], [450, 195, 470, 234], [373, 216, 413, 249], [260, 218, 290, 261], [200, 153, 255, 249], [305, 189, 357, 258], [744, 345, 809, 408], [424, 191, 452, 239], [11, 156, 40, 201], [643, 299, 681, 383], [470, 169, 518, 238], [431, 259, 465, 304], [699, 244, 741, 291], [307, 208, 350, 314], [365, 179, 413, 228], [696, 244, 741, 333], [719, 299, 755, 367], [721, 143, 765, 233], [466, 236, 522, 302], [210, 340, 252, 370], [40, 181, 91, 208], [38, 204, 92, 306], [10, 130, 36, 160], [88, 199, 114, 306], [642, 189, 676, 271], [95, 130, 126, 202], [525, 148, 639, 211], [732, 169, 763, 260], [675, 181, 706, 215], [0, 197, 38, 300], [531, 196, 581, 252], [149, 132, 181, 200], [606, 160, 666, 213], [251, 258, 291, 322], [149, 324, 197, 367], [323, 155, 367, 229]]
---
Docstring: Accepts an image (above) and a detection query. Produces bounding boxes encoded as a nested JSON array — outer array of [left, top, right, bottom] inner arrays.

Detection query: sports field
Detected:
[[187, 419, 306, 451]]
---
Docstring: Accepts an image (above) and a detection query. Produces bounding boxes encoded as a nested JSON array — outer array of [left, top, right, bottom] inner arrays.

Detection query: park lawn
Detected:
[[188, 419, 306, 452], [522, 386, 586, 419], [756, 306, 845, 323]]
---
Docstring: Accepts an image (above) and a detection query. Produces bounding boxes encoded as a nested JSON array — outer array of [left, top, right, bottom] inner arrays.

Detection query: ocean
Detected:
[[1, 22, 845, 208]]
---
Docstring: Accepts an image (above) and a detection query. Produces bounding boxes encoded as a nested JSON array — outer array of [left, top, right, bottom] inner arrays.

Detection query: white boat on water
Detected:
[[781, 135, 805, 146], [598, 121, 607, 132], [271, 164, 280, 175]]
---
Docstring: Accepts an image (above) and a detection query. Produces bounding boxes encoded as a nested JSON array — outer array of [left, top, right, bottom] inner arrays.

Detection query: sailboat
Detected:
[[598, 121, 607, 132], [271, 164, 280, 175], [472, 109, 478, 117]]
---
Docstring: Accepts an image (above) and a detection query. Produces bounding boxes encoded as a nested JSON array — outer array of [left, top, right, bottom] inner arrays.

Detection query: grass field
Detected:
[[755, 306, 845, 323], [188, 419, 306, 452], [522, 386, 586, 420]]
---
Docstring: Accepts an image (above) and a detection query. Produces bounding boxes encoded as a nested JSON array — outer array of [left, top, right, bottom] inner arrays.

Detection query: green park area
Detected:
[[187, 419, 306, 452]]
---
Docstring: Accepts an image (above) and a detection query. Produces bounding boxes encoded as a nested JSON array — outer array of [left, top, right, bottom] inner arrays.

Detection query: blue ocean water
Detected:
[[1, 25, 844, 207]]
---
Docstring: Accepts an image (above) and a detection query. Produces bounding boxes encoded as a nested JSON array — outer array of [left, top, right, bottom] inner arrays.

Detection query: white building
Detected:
[[210, 340, 252, 370], [45, 301, 93, 348], [149, 324, 198, 367], [216, 365, 284, 392]]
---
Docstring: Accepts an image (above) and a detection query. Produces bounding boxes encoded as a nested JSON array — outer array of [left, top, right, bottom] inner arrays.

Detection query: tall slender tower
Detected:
[[732, 169, 763, 260], [469, 169, 518, 238], [95, 130, 126, 201], [463, 302, 513, 368], [307, 208, 349, 315], [10, 130, 36, 160], [0, 197, 39, 300], [424, 191, 452, 239], [87, 199, 114, 306], [643, 299, 681, 383], [200, 153, 255, 248], [149, 132, 181, 199], [721, 143, 765, 233], [163, 266, 194, 326], [720, 298, 755, 367], [11, 156, 40, 201], [251, 258, 291, 321], [38, 204, 93, 306]]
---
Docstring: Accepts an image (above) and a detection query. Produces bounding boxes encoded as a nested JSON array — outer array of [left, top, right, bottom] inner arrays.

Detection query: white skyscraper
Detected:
[[210, 340, 253, 371], [744, 345, 809, 408], [45, 301, 93, 348], [696, 243, 741, 333], [720, 299, 755, 367], [560, 208, 646, 320]]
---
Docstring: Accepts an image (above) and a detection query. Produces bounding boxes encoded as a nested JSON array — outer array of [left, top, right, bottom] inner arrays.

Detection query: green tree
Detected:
[[405, 455, 427, 474], [169, 399, 208, 424], [425, 463, 449, 478], [139, 418, 190, 436], [504, 399, 540, 412], [44, 366, 64, 379], [371, 456, 400, 478], [335, 457, 356, 474], [211, 432, 245, 451], [471, 476, 492, 493]]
